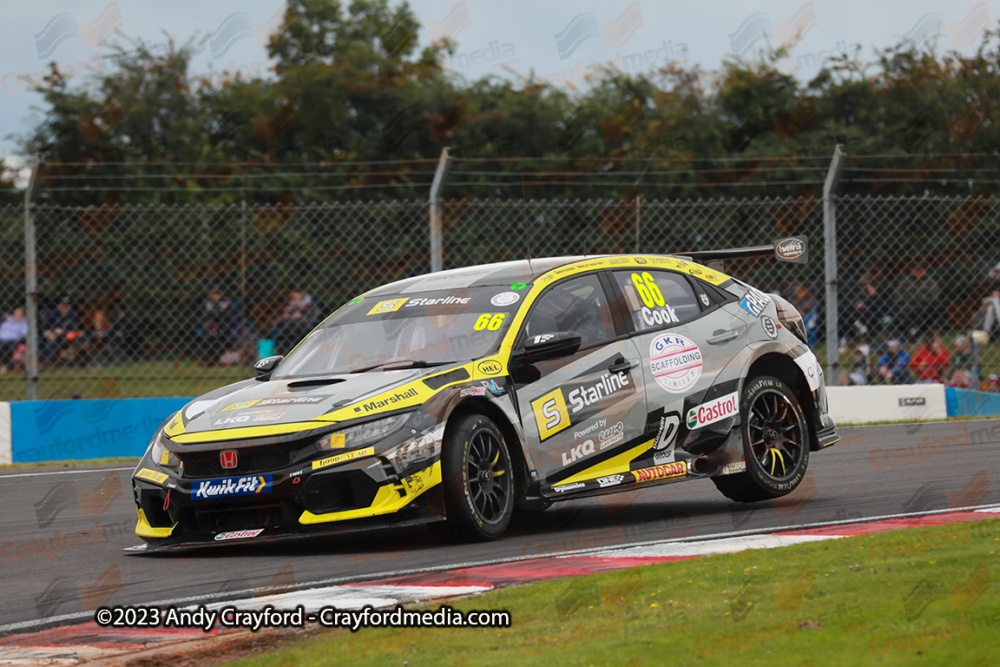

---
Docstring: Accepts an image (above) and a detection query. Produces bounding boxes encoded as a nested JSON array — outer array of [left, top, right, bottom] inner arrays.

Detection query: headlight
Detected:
[[317, 413, 411, 451], [149, 430, 181, 469]]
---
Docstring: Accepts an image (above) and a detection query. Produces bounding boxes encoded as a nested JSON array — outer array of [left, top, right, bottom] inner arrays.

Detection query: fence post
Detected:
[[428, 147, 451, 273], [24, 158, 42, 401], [823, 145, 845, 382]]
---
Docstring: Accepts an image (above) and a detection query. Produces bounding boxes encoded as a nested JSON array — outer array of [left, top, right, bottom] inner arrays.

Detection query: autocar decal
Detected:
[[632, 461, 686, 483]]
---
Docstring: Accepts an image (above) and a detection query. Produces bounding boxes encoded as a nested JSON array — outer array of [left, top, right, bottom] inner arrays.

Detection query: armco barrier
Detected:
[[825, 385, 947, 424], [945, 387, 1000, 418], [8, 398, 191, 463]]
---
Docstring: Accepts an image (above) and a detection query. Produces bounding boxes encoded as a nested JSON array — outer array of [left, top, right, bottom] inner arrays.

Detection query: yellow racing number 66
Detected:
[[474, 313, 506, 331], [631, 272, 665, 308]]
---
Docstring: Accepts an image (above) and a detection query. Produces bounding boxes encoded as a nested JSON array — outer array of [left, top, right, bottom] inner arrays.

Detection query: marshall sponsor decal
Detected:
[[135, 468, 168, 484], [686, 392, 739, 430], [312, 446, 375, 471], [214, 529, 265, 541], [632, 461, 686, 483], [553, 482, 585, 493], [599, 421, 624, 450], [597, 474, 626, 488], [562, 439, 596, 466], [363, 386, 419, 412], [649, 334, 703, 393], [739, 287, 771, 318], [193, 475, 272, 500]]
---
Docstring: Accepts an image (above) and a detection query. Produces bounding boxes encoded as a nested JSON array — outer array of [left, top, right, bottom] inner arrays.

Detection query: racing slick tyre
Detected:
[[712, 375, 810, 503], [442, 413, 514, 541]]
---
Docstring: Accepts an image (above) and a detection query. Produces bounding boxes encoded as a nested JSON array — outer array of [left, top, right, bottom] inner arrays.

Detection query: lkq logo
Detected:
[[220, 450, 238, 469], [686, 392, 739, 430], [562, 439, 596, 466]]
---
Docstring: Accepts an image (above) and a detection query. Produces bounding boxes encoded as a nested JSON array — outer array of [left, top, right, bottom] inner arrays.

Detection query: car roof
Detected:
[[364, 256, 605, 296]]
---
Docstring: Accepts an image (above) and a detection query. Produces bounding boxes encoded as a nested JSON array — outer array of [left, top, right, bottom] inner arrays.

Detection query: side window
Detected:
[[523, 275, 616, 349], [613, 270, 701, 333]]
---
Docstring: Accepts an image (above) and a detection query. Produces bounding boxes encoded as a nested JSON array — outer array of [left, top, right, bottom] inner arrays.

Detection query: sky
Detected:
[[0, 0, 996, 168]]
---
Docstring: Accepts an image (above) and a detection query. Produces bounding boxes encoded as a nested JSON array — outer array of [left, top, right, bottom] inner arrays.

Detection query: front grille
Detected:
[[180, 445, 297, 478]]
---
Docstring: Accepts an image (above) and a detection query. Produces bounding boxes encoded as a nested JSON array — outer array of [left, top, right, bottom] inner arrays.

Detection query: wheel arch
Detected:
[[745, 353, 822, 449], [446, 398, 531, 499]]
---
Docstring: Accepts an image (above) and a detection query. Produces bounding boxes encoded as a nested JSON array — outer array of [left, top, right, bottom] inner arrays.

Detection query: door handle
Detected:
[[608, 357, 634, 374], [708, 329, 739, 345]]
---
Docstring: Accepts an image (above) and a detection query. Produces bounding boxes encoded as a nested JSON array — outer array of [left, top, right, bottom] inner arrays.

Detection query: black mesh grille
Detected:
[[180, 446, 297, 478]]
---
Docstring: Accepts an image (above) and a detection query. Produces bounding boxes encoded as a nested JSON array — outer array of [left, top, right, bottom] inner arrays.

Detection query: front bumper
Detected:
[[131, 451, 444, 548]]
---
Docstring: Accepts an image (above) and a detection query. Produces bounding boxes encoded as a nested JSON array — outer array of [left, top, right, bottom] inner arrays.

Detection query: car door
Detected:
[[607, 267, 747, 462], [511, 273, 647, 489]]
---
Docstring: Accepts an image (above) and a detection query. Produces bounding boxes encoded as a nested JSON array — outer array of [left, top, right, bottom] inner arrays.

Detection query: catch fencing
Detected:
[[0, 189, 997, 400]]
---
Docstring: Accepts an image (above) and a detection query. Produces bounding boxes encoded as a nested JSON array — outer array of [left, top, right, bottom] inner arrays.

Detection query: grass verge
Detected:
[[225, 518, 1000, 667]]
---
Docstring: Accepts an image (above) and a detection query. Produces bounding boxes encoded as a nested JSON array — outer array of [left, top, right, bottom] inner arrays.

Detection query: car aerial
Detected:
[[130, 241, 839, 548]]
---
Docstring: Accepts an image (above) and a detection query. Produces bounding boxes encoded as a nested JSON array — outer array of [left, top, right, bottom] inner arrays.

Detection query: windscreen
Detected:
[[272, 287, 526, 378]]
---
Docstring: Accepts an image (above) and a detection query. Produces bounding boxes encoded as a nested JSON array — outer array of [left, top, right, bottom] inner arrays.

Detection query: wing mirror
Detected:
[[254, 355, 284, 380], [514, 332, 582, 363]]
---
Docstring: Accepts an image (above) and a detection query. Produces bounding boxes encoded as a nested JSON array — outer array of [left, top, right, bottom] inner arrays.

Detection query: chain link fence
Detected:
[[0, 192, 995, 400]]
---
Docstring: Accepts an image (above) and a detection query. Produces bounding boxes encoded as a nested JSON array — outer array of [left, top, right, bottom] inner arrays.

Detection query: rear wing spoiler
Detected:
[[674, 236, 808, 272]]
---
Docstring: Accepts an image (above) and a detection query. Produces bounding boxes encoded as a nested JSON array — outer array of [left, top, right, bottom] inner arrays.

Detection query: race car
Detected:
[[131, 241, 838, 547]]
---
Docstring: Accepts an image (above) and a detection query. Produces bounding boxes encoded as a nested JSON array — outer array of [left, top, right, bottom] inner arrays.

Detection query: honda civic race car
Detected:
[[131, 242, 838, 548]]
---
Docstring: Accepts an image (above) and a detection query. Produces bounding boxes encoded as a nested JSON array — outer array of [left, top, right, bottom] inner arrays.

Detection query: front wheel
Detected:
[[713, 375, 810, 503], [442, 414, 514, 541]]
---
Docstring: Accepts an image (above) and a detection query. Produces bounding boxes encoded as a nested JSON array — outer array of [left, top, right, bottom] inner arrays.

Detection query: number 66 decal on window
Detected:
[[631, 272, 665, 308], [474, 313, 506, 331]]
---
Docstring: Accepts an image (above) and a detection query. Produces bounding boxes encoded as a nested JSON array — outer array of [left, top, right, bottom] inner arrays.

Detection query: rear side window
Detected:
[[612, 270, 701, 333]]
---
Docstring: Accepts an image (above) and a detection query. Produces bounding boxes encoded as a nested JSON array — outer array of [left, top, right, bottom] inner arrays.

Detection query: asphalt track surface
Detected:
[[2, 419, 999, 633]]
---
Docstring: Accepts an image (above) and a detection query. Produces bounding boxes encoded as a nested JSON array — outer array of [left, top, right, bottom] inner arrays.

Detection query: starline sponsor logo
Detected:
[[363, 386, 419, 412], [599, 421, 624, 450], [404, 296, 471, 307], [193, 475, 272, 500], [214, 529, 265, 541], [568, 371, 629, 413], [633, 461, 686, 482], [686, 392, 739, 429]]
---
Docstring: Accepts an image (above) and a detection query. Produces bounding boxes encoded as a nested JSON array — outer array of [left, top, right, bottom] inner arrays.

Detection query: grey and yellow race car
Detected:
[[131, 244, 838, 547]]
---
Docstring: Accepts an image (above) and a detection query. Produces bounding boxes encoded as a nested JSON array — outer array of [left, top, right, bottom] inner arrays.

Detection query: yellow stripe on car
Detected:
[[299, 461, 442, 525], [555, 439, 654, 487], [171, 421, 328, 444]]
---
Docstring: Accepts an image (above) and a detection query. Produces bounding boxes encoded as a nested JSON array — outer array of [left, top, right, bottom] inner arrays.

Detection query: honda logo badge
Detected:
[[220, 450, 238, 469]]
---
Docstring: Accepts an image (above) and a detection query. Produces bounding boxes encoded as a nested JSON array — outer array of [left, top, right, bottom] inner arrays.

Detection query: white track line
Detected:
[[1, 501, 998, 636], [0, 467, 133, 479]]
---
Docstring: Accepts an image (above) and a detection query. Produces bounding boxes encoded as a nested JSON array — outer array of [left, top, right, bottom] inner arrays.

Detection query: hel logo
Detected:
[[649, 333, 702, 393], [220, 451, 238, 469], [562, 439, 595, 466], [477, 359, 503, 376], [686, 392, 739, 429], [532, 388, 570, 441]]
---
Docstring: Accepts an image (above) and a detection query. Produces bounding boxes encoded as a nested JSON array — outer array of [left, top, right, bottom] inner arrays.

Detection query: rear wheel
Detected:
[[713, 375, 810, 503], [442, 414, 514, 541]]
